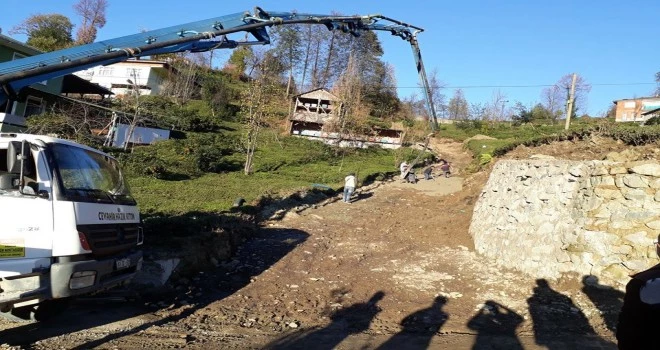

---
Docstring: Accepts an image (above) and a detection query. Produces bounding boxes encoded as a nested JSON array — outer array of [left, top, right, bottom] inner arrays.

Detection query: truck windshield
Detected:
[[51, 143, 136, 205]]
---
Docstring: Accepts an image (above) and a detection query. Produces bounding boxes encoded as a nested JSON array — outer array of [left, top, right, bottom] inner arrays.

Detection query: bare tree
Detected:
[[488, 89, 509, 121], [469, 102, 488, 120], [26, 102, 99, 143], [422, 68, 446, 121], [555, 74, 591, 116], [73, 0, 108, 44], [241, 53, 283, 175], [329, 54, 370, 143], [161, 53, 203, 105], [299, 25, 314, 92], [541, 85, 563, 121]]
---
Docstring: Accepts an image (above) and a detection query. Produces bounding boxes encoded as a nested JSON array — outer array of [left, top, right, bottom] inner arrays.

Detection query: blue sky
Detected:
[[2, 0, 658, 116]]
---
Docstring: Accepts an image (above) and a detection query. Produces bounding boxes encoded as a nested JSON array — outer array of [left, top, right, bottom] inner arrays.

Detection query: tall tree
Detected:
[[330, 55, 371, 141], [240, 52, 284, 175], [447, 89, 469, 120], [73, 0, 107, 44], [298, 24, 314, 91], [270, 25, 304, 97], [655, 71, 660, 95], [11, 14, 74, 51]]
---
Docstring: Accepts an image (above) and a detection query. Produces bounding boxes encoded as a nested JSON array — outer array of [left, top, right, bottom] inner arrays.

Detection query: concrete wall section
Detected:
[[470, 159, 660, 288]]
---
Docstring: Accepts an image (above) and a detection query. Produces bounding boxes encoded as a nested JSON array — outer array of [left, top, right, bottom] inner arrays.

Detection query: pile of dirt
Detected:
[[504, 135, 659, 161], [463, 134, 497, 144]]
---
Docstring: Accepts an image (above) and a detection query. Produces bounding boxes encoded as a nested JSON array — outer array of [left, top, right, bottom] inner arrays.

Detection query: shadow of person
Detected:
[[467, 300, 523, 350], [376, 295, 448, 350], [581, 275, 624, 334], [266, 291, 385, 350], [527, 278, 613, 350], [354, 192, 374, 202]]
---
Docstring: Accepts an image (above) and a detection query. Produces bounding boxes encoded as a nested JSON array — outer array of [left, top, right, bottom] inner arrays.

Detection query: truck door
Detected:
[[0, 142, 54, 277]]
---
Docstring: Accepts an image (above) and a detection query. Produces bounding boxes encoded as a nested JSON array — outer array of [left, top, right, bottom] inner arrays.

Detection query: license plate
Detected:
[[116, 258, 131, 270]]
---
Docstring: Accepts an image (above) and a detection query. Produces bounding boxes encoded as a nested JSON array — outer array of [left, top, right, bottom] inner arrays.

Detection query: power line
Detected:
[[391, 82, 657, 89]]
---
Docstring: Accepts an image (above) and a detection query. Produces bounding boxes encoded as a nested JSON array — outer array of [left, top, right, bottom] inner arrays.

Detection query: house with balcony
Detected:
[[613, 96, 660, 123], [289, 88, 404, 149]]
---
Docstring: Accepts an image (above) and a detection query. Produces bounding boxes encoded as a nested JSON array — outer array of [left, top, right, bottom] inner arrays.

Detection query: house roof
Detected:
[[111, 59, 172, 69], [613, 96, 660, 103], [294, 88, 338, 101], [642, 107, 660, 116], [0, 34, 42, 56]]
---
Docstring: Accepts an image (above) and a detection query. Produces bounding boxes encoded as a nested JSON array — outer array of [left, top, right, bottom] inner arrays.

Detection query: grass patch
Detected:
[[126, 130, 410, 216], [464, 139, 516, 158]]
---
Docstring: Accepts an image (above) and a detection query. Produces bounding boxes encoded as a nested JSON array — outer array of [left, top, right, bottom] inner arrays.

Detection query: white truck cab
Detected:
[[0, 133, 143, 320]]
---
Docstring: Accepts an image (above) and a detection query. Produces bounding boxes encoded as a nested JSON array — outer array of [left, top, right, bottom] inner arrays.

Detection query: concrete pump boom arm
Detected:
[[0, 7, 438, 129]]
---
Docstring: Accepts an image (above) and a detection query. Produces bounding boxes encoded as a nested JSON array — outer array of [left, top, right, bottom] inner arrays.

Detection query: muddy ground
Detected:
[[2, 136, 656, 349]]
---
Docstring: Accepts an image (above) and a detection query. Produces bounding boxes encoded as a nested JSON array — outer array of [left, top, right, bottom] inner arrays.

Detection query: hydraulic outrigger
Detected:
[[0, 7, 439, 129]]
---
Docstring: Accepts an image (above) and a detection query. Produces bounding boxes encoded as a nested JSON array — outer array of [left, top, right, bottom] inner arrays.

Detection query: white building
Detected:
[[75, 59, 171, 97]]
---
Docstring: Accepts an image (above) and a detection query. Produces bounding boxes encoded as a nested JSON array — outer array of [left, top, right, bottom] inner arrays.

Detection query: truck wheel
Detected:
[[0, 299, 71, 322]]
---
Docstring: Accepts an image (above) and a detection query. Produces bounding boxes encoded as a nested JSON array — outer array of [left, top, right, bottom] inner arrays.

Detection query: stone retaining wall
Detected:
[[469, 159, 660, 288]]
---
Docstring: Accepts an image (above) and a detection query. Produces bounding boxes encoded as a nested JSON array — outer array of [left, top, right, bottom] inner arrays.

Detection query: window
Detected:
[[51, 143, 136, 205], [24, 96, 44, 118], [126, 68, 141, 80], [99, 67, 114, 76]]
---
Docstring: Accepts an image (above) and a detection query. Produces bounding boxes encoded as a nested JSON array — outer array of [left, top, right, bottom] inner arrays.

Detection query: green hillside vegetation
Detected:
[[117, 126, 421, 215]]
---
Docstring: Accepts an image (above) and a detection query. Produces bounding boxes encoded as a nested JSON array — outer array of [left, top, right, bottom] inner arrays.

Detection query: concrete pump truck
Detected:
[[0, 7, 437, 321]]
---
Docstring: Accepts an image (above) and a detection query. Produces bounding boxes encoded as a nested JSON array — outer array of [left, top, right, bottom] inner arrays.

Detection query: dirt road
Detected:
[[0, 139, 626, 349]]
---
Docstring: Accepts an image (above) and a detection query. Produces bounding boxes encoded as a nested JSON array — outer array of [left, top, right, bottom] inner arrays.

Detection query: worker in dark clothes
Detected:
[[616, 235, 660, 349]]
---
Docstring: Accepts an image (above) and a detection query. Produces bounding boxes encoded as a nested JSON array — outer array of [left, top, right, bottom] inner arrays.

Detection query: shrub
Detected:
[[118, 132, 240, 179], [645, 116, 660, 125], [479, 153, 493, 165]]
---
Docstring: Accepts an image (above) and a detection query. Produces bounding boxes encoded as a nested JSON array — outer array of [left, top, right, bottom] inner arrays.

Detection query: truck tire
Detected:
[[0, 299, 71, 322]]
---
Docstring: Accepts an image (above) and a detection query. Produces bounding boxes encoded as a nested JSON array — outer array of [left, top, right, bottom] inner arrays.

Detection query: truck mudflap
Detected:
[[50, 251, 143, 299]]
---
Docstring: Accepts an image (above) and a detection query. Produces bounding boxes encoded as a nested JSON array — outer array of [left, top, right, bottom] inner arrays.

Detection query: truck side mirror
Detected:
[[7, 140, 36, 196], [7, 141, 29, 174]]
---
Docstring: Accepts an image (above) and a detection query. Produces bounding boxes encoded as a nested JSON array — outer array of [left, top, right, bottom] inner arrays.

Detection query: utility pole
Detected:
[[564, 73, 577, 130]]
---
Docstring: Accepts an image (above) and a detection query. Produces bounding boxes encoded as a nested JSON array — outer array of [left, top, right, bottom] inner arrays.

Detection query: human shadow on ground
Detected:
[[363, 171, 398, 186], [352, 191, 374, 203], [265, 291, 385, 350], [0, 227, 309, 349], [467, 300, 523, 350], [527, 278, 616, 350], [376, 295, 448, 350], [581, 275, 625, 334]]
